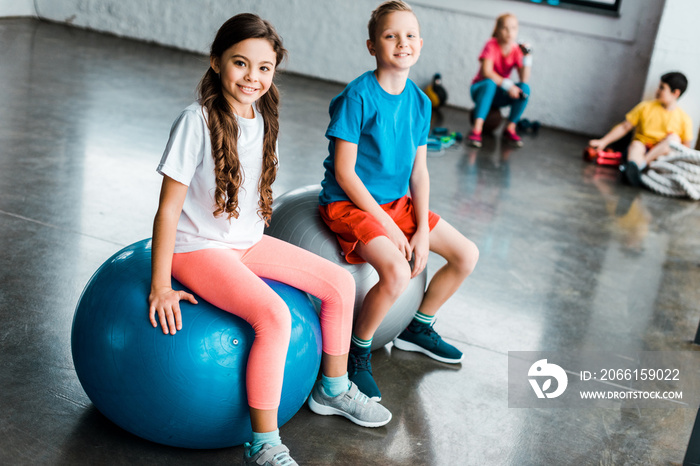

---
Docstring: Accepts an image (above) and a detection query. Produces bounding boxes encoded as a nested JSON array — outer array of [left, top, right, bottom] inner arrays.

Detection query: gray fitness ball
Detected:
[[265, 185, 427, 351]]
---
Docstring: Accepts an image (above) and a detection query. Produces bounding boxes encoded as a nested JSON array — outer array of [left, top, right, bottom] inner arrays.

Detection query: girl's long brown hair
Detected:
[[197, 13, 287, 224]]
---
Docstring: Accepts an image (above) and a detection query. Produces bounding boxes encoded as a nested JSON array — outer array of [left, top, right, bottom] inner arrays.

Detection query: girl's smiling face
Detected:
[[368, 11, 423, 72], [211, 38, 277, 118]]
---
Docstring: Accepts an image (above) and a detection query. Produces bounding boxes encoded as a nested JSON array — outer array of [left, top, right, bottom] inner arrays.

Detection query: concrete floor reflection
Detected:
[[1, 18, 700, 466]]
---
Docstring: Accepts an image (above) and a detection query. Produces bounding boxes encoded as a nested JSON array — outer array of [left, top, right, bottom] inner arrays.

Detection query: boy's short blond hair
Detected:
[[367, 1, 415, 42]]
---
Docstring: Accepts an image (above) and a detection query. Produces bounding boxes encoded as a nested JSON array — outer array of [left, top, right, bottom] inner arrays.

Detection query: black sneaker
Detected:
[[393, 321, 463, 364], [623, 161, 642, 187], [348, 347, 381, 401]]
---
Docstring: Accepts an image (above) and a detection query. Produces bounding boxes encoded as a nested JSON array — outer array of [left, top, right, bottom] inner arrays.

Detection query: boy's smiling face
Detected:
[[367, 11, 422, 72]]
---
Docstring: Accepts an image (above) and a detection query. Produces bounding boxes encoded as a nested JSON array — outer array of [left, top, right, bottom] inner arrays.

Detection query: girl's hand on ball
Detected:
[[149, 288, 198, 335]]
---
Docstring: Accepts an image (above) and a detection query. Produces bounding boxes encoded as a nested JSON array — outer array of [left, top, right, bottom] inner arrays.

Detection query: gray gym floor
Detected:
[[2, 18, 700, 465]]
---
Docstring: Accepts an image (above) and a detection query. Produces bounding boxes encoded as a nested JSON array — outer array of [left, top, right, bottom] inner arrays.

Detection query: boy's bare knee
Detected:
[[665, 133, 681, 144], [627, 141, 646, 163], [628, 140, 646, 152], [378, 259, 411, 299], [453, 240, 479, 277]]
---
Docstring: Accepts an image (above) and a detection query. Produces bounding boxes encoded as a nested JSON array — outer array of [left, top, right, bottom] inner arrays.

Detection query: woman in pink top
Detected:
[[468, 13, 532, 148]]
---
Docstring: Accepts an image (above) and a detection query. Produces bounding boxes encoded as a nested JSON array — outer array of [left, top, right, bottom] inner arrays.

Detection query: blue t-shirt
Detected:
[[319, 70, 431, 205]]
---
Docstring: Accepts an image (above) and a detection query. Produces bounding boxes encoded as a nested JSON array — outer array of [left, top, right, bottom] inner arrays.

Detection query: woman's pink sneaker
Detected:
[[467, 131, 482, 148], [503, 128, 523, 147]]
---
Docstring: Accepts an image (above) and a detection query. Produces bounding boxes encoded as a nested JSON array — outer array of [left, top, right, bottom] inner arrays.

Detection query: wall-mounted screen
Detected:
[[516, 0, 621, 15]]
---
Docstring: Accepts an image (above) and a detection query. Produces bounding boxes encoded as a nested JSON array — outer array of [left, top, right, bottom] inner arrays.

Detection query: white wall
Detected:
[[0, 0, 35, 17], [31, 0, 669, 136], [643, 0, 700, 146]]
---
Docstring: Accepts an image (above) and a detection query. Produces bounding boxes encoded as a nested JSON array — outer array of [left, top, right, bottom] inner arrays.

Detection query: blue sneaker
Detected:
[[393, 321, 463, 364], [348, 348, 381, 402]]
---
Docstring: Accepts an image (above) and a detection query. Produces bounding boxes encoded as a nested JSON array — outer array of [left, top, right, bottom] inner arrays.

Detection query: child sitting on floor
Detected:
[[589, 72, 693, 187]]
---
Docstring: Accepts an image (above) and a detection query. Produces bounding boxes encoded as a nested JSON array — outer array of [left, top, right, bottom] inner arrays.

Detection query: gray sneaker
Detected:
[[307, 381, 392, 427], [243, 443, 298, 466]]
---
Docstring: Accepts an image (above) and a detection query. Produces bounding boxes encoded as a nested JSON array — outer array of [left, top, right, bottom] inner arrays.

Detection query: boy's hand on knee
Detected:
[[409, 229, 430, 278], [384, 219, 412, 261]]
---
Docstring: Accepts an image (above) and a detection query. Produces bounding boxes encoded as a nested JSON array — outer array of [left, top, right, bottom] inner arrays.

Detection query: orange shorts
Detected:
[[319, 195, 440, 264]]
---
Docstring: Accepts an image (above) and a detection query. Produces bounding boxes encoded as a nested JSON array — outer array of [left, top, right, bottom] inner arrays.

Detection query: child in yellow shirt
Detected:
[[589, 72, 693, 186]]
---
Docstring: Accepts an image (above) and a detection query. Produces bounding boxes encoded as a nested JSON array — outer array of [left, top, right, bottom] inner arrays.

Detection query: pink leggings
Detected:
[[171, 235, 354, 410]]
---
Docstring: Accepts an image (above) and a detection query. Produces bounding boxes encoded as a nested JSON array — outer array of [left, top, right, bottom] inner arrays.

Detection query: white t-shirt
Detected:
[[157, 103, 266, 253]]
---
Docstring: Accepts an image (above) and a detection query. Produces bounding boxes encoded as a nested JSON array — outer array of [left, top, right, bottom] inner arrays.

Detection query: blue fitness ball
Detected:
[[71, 239, 322, 449]]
